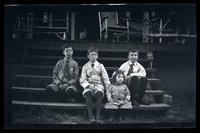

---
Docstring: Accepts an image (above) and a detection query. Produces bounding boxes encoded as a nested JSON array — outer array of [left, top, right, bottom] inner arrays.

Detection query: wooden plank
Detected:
[[147, 33, 196, 38], [15, 74, 161, 83], [34, 26, 68, 29], [132, 103, 170, 111], [12, 100, 86, 109], [12, 100, 170, 110], [15, 65, 157, 73], [145, 90, 165, 95], [12, 87, 46, 91], [14, 40, 195, 53], [12, 86, 165, 95], [25, 55, 153, 62]]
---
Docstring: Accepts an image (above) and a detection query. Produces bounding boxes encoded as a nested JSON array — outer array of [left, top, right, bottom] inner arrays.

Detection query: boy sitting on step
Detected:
[[119, 49, 149, 106], [79, 47, 111, 123], [46, 43, 80, 102]]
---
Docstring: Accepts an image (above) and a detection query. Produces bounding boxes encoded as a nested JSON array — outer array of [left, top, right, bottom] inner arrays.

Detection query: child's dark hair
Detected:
[[61, 43, 72, 52], [111, 70, 125, 84], [128, 48, 139, 55], [87, 47, 99, 54]]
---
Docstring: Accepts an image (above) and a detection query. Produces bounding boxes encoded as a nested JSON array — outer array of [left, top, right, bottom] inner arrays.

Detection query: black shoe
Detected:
[[139, 100, 150, 105], [132, 101, 140, 106]]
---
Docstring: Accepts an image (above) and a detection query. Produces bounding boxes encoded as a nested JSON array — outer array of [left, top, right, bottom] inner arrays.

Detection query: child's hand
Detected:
[[109, 99, 114, 103], [125, 75, 132, 79], [59, 84, 64, 90], [59, 83, 69, 90]]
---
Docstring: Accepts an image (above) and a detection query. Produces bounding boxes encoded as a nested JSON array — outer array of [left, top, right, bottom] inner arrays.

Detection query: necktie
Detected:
[[91, 63, 94, 68], [64, 60, 70, 79], [127, 64, 134, 76]]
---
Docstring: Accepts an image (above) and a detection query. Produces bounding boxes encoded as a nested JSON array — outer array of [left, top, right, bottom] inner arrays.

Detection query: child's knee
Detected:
[[95, 91, 104, 98], [46, 84, 59, 92], [83, 90, 93, 98]]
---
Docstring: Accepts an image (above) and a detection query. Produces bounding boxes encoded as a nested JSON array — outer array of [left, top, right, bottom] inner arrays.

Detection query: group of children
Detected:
[[46, 43, 149, 123]]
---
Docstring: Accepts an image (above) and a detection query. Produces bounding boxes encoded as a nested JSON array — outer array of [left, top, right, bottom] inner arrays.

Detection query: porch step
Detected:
[[12, 100, 171, 111], [14, 75, 161, 88], [25, 55, 153, 62], [24, 55, 153, 67], [15, 74, 161, 82], [12, 86, 165, 103], [12, 86, 165, 95], [14, 64, 156, 76]]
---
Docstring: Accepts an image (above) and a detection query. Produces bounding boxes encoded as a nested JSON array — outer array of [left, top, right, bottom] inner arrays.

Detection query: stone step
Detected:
[[12, 100, 171, 111]]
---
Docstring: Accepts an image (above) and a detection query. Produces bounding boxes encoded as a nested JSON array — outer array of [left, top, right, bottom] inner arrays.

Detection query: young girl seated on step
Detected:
[[105, 70, 132, 122]]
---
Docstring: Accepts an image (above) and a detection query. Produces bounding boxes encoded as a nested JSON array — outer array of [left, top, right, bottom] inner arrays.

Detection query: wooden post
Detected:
[[105, 18, 108, 41], [126, 11, 130, 42], [143, 11, 149, 43], [13, 14, 20, 39], [26, 12, 33, 39], [159, 19, 162, 43], [71, 12, 75, 40], [98, 12, 102, 41], [64, 12, 69, 40], [49, 12, 53, 27]]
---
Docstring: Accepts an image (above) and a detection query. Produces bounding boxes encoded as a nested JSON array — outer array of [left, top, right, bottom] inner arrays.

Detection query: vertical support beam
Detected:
[[71, 12, 75, 40], [13, 14, 20, 39], [98, 12, 102, 41], [143, 11, 149, 43], [26, 12, 33, 39], [49, 12, 53, 27], [105, 18, 108, 41], [126, 11, 130, 42], [64, 12, 69, 40], [159, 18, 162, 43], [150, 11, 156, 43]]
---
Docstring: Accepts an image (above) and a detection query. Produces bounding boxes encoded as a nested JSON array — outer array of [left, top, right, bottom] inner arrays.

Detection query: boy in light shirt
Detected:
[[79, 47, 111, 123], [119, 49, 149, 106]]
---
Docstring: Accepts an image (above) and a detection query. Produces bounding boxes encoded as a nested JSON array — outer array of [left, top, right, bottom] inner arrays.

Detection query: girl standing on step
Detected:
[[105, 70, 132, 122]]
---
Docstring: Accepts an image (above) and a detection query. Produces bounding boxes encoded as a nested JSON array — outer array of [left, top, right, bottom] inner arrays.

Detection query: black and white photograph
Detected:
[[4, 3, 196, 129]]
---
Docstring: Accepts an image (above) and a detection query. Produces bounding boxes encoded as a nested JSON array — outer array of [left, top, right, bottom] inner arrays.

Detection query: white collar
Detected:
[[128, 60, 136, 66], [89, 61, 98, 66]]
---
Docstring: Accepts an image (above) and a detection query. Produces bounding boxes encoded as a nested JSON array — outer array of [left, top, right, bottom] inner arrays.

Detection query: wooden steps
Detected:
[[25, 55, 153, 62], [14, 64, 156, 76], [11, 40, 172, 114], [12, 86, 165, 95], [15, 74, 161, 82], [12, 100, 170, 111], [14, 75, 161, 88]]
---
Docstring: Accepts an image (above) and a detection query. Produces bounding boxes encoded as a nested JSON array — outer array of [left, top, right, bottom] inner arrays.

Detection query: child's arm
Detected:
[[100, 64, 111, 89], [68, 62, 79, 85], [130, 63, 146, 77], [52, 61, 62, 85], [79, 65, 90, 89], [124, 85, 131, 101], [106, 85, 113, 102]]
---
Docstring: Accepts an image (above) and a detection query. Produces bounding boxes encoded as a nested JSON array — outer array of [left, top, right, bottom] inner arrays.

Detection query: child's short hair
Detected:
[[111, 70, 125, 84], [61, 43, 72, 52], [128, 49, 139, 55], [87, 47, 99, 54]]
